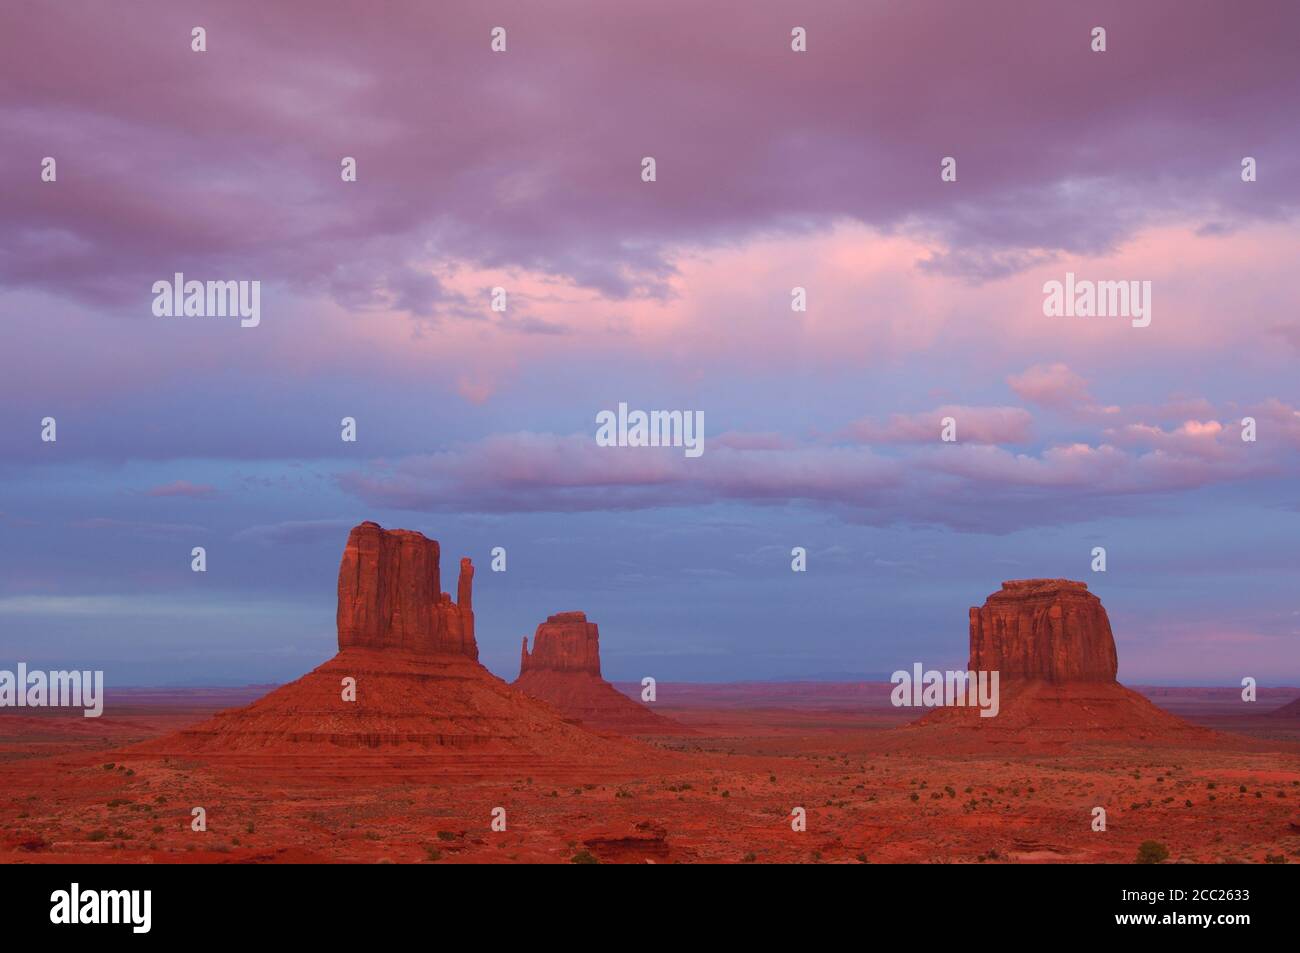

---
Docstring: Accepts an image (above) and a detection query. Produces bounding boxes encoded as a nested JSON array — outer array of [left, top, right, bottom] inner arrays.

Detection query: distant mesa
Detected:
[[136, 523, 642, 764], [515, 612, 692, 736], [912, 579, 1209, 742], [1269, 696, 1300, 718]]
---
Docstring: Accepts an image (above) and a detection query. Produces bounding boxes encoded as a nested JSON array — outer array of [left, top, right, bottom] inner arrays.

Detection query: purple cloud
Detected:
[[145, 480, 218, 499], [4, 0, 1298, 316]]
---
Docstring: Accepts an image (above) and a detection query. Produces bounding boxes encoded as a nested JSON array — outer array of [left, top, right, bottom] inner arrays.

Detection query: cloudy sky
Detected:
[[2, 0, 1297, 685]]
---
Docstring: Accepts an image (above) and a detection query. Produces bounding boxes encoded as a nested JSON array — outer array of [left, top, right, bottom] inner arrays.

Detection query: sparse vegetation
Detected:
[[1136, 840, 1169, 864]]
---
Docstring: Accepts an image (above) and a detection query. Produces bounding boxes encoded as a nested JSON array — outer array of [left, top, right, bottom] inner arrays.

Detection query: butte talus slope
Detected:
[[513, 612, 691, 736], [136, 522, 641, 764], [911, 579, 1211, 743]]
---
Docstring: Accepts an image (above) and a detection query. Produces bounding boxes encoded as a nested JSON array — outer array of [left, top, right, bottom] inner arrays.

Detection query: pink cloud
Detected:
[[1248, 397, 1300, 447], [333, 388, 1295, 530], [1006, 363, 1092, 409], [843, 406, 1032, 445]]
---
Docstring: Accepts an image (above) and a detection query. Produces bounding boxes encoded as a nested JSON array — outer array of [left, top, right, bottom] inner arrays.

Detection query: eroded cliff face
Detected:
[[519, 612, 601, 676], [335, 521, 476, 659], [968, 579, 1118, 683]]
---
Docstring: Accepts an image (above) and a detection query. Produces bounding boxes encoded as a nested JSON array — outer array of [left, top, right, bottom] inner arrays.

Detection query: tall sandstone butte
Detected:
[[137, 523, 647, 764], [968, 579, 1118, 683], [515, 612, 690, 735], [336, 521, 476, 658]]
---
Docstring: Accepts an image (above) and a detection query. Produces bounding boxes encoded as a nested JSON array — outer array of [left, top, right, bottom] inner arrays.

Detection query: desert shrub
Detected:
[[1136, 840, 1169, 864], [570, 850, 598, 864]]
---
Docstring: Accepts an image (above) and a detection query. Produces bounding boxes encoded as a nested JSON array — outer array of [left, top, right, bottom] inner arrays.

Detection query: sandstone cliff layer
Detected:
[[968, 579, 1118, 683]]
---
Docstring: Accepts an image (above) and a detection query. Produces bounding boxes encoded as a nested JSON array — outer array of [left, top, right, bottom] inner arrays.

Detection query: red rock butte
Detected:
[[910, 579, 1209, 744], [520, 612, 601, 676], [136, 523, 645, 768], [969, 579, 1117, 683], [514, 612, 690, 736], [336, 521, 477, 658]]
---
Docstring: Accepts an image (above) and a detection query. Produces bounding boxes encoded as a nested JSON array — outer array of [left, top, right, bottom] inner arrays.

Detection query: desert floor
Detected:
[[2, 684, 1298, 864]]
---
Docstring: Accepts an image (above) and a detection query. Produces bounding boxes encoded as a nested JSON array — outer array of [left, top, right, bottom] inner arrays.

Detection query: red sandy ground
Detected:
[[2, 683, 1297, 864]]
